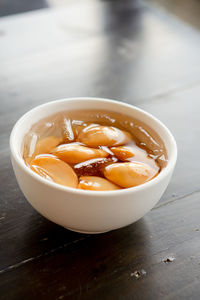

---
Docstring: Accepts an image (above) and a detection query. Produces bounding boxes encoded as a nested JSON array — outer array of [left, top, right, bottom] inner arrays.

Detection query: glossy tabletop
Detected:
[[0, 0, 200, 299]]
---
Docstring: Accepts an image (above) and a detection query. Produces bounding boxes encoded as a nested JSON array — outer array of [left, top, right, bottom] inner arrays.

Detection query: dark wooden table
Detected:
[[1, 0, 200, 299]]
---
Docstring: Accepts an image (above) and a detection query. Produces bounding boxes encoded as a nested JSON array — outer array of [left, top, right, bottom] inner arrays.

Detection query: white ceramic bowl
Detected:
[[10, 98, 177, 234]]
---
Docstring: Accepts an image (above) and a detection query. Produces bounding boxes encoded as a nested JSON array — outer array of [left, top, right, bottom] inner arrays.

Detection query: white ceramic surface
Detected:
[[10, 98, 177, 233]]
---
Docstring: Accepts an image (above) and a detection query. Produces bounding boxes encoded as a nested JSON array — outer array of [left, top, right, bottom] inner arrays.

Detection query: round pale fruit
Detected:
[[51, 143, 108, 164], [111, 146, 135, 161], [78, 176, 121, 191], [24, 136, 62, 164], [30, 155, 78, 188], [77, 125, 132, 148], [111, 145, 160, 170], [104, 162, 158, 188]]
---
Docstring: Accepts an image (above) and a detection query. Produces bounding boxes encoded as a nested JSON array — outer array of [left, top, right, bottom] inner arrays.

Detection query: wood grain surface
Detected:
[[0, 0, 200, 299]]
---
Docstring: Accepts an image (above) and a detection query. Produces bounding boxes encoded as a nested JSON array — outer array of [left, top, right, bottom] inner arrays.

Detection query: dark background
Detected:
[[1, 0, 200, 30], [1, 1, 200, 299]]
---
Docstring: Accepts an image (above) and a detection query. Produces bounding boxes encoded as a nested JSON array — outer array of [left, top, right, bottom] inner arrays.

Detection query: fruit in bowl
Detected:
[[10, 98, 177, 233]]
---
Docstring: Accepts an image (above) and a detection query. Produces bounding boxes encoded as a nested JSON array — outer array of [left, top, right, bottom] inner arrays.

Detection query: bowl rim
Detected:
[[10, 97, 177, 196]]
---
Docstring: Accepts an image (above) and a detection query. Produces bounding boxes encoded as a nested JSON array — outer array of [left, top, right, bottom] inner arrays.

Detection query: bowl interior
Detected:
[[10, 97, 177, 193]]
